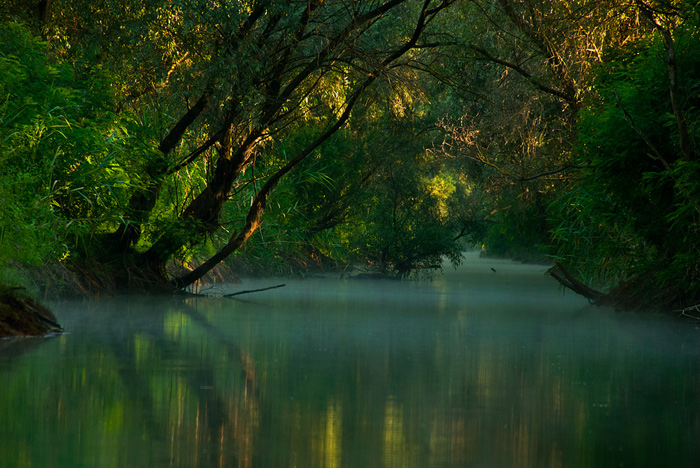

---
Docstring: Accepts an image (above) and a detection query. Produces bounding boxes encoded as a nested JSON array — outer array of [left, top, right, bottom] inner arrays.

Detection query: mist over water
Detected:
[[1, 252, 699, 467]]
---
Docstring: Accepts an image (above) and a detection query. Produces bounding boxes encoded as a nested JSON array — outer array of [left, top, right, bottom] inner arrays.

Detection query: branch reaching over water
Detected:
[[548, 261, 606, 303], [223, 284, 286, 298]]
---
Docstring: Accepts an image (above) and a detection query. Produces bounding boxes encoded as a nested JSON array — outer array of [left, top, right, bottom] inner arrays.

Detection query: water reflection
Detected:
[[1, 254, 699, 467]]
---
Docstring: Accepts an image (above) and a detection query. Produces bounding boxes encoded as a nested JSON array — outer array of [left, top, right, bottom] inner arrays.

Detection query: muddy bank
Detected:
[[0, 286, 62, 337]]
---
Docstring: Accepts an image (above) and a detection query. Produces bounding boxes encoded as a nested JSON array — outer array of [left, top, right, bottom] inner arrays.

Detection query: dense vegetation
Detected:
[[0, 0, 698, 312]]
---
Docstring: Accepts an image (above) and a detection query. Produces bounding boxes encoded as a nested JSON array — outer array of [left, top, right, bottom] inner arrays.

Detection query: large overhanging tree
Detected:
[[27, 0, 457, 291]]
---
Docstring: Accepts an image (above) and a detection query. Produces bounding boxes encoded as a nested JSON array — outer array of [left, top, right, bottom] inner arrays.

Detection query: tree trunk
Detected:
[[549, 261, 699, 313], [635, 1, 694, 160], [37, 0, 51, 40], [87, 0, 455, 293]]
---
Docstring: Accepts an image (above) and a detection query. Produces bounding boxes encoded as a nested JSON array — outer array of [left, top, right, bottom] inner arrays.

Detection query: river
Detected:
[[1, 252, 699, 467]]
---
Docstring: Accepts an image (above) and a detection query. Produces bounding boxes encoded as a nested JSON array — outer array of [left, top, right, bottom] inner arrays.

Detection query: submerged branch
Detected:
[[677, 303, 700, 321], [223, 284, 286, 297]]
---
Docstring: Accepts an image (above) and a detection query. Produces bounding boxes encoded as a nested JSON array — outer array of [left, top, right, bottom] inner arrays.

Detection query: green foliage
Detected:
[[0, 22, 153, 267], [213, 90, 478, 278], [4, 0, 481, 286], [552, 17, 700, 297], [484, 190, 553, 262], [14, 0, 690, 292], [0, 22, 76, 265], [353, 154, 464, 277]]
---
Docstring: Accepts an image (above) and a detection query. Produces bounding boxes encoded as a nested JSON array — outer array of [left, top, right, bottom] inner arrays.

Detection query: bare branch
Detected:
[[223, 284, 286, 297]]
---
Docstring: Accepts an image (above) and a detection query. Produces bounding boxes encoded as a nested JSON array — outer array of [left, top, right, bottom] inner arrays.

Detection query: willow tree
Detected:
[[426, 0, 654, 258], [6, 0, 457, 291]]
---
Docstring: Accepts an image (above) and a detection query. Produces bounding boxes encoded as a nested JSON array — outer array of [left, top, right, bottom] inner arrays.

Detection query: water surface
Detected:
[[1, 253, 699, 467]]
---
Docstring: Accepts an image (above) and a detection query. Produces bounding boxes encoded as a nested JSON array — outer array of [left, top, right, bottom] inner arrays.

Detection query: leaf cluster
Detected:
[[0, 22, 154, 266]]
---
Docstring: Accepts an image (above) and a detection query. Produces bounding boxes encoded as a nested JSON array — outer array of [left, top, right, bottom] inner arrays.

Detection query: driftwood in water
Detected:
[[0, 287, 62, 337], [223, 284, 286, 298]]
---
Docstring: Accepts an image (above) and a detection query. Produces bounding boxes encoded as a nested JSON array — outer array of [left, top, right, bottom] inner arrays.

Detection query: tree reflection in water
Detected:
[[1, 258, 699, 467]]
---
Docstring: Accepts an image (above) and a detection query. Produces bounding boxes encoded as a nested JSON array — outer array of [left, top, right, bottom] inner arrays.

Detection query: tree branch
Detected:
[[469, 43, 577, 103], [172, 1, 448, 289], [223, 284, 286, 297], [516, 164, 581, 181], [159, 90, 210, 155]]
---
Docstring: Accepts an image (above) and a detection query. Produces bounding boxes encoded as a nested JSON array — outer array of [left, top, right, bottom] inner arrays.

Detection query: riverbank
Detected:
[[5, 250, 698, 322], [0, 285, 62, 337]]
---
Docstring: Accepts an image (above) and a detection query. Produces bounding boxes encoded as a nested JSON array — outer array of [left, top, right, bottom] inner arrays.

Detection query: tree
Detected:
[[2, 1, 459, 291], [226, 63, 484, 278], [429, 0, 655, 260], [551, 1, 700, 310]]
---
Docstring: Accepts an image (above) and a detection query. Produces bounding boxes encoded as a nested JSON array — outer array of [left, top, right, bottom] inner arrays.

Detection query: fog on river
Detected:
[[1, 252, 699, 468]]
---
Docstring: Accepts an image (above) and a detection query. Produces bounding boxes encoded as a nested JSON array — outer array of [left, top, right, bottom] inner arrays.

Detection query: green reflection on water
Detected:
[[1, 256, 699, 468]]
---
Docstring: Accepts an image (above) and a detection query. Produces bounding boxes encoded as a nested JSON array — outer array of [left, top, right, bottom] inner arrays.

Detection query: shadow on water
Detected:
[[1, 252, 699, 467]]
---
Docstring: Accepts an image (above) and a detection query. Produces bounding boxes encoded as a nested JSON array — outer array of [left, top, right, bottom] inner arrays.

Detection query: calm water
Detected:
[[1, 253, 699, 468]]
